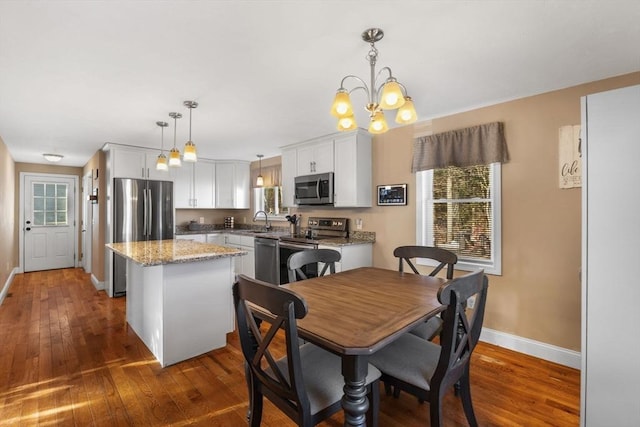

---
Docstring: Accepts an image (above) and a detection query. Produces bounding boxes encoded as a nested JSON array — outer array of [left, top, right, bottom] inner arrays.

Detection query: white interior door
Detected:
[[23, 174, 76, 272]]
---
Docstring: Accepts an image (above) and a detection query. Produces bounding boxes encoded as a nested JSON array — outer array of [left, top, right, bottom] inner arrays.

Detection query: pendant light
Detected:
[[256, 154, 264, 186], [155, 121, 169, 171], [168, 112, 182, 167], [183, 100, 198, 162]]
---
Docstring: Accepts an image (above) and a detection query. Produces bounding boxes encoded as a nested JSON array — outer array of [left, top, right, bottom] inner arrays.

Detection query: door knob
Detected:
[[26, 227, 31, 231], [26, 220, 31, 224]]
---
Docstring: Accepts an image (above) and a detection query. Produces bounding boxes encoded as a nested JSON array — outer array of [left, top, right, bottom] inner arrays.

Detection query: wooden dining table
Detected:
[[280, 266, 447, 427]]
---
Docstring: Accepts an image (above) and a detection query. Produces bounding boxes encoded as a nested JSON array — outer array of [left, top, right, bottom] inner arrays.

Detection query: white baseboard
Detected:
[[91, 274, 105, 291], [480, 327, 581, 370], [0, 267, 19, 306]]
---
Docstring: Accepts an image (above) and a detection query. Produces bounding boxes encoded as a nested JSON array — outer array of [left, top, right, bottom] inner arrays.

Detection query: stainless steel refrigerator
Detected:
[[113, 178, 174, 296]]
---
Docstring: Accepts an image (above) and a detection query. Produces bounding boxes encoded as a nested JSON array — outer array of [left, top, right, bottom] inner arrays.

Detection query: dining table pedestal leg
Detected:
[[341, 355, 369, 427]]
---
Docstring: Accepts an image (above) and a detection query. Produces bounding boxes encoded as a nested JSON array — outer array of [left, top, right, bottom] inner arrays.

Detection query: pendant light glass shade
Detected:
[[379, 79, 406, 110], [368, 110, 389, 134], [183, 101, 198, 162], [156, 154, 168, 171], [168, 112, 182, 167], [183, 141, 197, 162], [330, 89, 354, 118], [168, 148, 181, 167], [395, 96, 417, 124], [156, 121, 169, 171], [256, 154, 264, 186], [337, 114, 357, 131]]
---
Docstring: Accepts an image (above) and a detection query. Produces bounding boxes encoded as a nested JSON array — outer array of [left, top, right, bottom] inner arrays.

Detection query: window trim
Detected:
[[253, 186, 290, 221], [416, 162, 502, 275]]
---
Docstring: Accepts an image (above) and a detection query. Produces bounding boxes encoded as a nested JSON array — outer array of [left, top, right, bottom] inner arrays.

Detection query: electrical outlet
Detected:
[[356, 218, 363, 230], [467, 295, 476, 309]]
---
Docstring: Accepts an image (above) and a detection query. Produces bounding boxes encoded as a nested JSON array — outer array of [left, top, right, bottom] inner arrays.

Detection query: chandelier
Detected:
[[330, 28, 417, 134]]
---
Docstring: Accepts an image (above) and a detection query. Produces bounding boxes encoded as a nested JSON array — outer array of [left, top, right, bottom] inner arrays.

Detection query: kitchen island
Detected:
[[106, 239, 246, 367]]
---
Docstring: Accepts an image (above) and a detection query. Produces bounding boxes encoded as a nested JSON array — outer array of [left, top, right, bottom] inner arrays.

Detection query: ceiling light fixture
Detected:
[[43, 153, 64, 162], [256, 154, 264, 186], [168, 112, 182, 167], [156, 121, 169, 171], [331, 28, 418, 134], [183, 100, 198, 162]]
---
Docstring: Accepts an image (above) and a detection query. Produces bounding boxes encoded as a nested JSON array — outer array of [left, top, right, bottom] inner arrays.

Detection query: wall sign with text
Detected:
[[559, 125, 581, 189]]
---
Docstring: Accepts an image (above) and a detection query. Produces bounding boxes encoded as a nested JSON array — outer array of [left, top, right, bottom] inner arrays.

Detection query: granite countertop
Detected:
[[175, 226, 376, 246], [106, 239, 247, 266]]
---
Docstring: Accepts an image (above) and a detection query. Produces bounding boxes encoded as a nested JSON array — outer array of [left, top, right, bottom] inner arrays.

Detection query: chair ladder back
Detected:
[[287, 249, 341, 283], [432, 270, 488, 390], [393, 245, 458, 279], [233, 276, 311, 411]]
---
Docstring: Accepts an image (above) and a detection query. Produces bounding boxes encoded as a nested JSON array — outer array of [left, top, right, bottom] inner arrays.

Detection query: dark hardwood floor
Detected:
[[0, 268, 580, 426]]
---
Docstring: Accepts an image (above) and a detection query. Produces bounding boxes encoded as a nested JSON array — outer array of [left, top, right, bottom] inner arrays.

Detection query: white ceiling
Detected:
[[1, 1, 639, 167]]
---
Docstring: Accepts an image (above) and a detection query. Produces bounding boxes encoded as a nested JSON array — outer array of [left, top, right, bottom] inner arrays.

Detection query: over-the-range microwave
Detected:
[[294, 172, 334, 205]]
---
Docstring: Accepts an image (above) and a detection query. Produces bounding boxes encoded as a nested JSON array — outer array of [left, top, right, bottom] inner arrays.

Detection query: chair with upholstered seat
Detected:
[[369, 269, 488, 427], [233, 274, 380, 427], [394, 245, 458, 340], [287, 248, 341, 283]]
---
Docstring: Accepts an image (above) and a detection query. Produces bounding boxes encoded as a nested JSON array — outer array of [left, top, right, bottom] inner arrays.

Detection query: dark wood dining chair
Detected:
[[287, 248, 341, 283], [233, 274, 381, 427], [393, 245, 458, 340], [369, 269, 488, 427]]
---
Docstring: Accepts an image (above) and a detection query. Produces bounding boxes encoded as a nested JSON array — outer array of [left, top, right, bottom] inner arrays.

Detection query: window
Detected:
[[253, 186, 290, 219], [32, 182, 69, 226], [416, 163, 501, 275]]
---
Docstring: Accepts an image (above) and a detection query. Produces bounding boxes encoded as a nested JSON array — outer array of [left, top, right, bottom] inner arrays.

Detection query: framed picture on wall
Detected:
[[377, 184, 407, 206]]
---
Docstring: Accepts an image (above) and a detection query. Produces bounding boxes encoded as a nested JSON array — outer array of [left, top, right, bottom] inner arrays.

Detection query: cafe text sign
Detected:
[[559, 125, 581, 189]]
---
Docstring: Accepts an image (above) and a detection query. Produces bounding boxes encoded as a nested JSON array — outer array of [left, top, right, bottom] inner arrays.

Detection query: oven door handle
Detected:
[[279, 242, 317, 250]]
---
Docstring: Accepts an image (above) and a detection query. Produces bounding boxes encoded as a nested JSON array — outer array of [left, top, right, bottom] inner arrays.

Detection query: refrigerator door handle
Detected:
[[142, 187, 148, 237], [147, 188, 153, 238]]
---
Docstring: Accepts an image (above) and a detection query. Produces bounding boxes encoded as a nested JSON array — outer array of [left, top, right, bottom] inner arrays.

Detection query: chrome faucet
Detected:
[[253, 210, 272, 231]]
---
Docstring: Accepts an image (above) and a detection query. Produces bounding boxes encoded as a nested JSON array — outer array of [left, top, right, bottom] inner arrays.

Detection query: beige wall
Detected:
[[286, 72, 640, 352], [82, 150, 107, 282], [13, 162, 84, 268], [0, 136, 16, 293]]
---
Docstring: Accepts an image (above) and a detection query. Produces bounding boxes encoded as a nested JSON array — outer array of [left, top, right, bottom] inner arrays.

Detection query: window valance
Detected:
[[251, 164, 282, 188], [412, 121, 509, 172]]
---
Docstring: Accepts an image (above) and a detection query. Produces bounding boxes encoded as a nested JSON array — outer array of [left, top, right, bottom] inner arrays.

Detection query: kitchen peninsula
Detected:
[[106, 239, 246, 367]]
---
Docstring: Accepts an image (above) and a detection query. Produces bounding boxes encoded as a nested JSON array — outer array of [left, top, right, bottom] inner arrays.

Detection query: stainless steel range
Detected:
[[278, 217, 349, 284]]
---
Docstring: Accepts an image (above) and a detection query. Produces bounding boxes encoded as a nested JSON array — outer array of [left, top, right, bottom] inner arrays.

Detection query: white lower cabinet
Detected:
[[318, 243, 373, 273], [175, 234, 206, 243], [206, 233, 226, 245], [225, 234, 255, 279]]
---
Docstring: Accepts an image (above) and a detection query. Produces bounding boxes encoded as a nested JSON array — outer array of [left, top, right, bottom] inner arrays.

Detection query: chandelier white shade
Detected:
[[330, 28, 417, 134]]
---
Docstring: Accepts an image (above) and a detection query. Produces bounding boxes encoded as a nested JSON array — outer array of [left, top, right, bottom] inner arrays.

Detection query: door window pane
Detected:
[[32, 182, 69, 226]]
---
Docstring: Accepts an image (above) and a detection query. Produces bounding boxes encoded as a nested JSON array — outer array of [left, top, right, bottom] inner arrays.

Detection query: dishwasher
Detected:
[[254, 237, 279, 285]]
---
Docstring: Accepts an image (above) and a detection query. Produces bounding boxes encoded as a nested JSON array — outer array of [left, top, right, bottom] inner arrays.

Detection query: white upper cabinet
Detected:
[[281, 148, 297, 207], [194, 161, 216, 208], [215, 161, 250, 209], [172, 161, 215, 209], [108, 145, 174, 181], [333, 131, 372, 207], [296, 139, 334, 175], [280, 129, 372, 208]]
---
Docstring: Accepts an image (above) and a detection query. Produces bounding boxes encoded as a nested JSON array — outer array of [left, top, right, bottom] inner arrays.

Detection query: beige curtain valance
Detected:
[[412, 121, 509, 172], [251, 164, 282, 188]]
